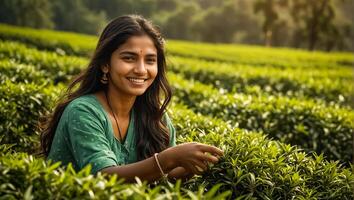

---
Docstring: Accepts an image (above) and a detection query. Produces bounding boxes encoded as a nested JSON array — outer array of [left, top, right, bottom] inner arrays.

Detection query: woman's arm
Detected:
[[99, 142, 223, 183], [100, 151, 174, 182]]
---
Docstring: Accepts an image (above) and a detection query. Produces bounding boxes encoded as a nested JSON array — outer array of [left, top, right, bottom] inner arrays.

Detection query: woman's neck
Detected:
[[105, 87, 136, 119]]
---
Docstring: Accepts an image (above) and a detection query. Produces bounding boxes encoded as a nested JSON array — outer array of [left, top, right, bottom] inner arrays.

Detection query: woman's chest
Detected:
[[107, 114, 130, 142]]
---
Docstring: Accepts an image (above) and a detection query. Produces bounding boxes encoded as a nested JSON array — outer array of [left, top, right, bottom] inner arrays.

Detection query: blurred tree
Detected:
[[84, 0, 157, 20], [130, 0, 157, 18], [193, 1, 238, 43], [232, 0, 263, 45], [158, 2, 200, 40], [83, 0, 127, 18], [52, 0, 106, 35], [0, 0, 351, 51], [155, 0, 178, 11], [325, 0, 353, 51], [0, 0, 54, 29], [290, 0, 340, 51], [254, 0, 288, 47], [195, 0, 223, 9]]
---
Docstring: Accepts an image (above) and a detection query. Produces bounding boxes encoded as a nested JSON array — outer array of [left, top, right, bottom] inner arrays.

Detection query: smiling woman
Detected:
[[38, 15, 223, 183], [102, 35, 158, 98]]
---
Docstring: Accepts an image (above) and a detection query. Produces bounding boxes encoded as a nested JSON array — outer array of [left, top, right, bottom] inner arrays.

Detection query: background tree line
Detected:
[[0, 0, 353, 51]]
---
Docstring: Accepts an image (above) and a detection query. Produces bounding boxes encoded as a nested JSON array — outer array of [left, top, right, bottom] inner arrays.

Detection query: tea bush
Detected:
[[1, 23, 352, 69], [1, 50, 352, 163], [0, 24, 96, 56], [0, 41, 86, 84], [169, 74, 354, 163], [166, 40, 354, 69], [0, 151, 231, 199], [1, 25, 352, 106], [0, 102, 353, 199], [2, 37, 351, 107], [168, 56, 353, 107], [0, 59, 47, 84], [170, 103, 354, 199], [0, 81, 63, 153], [1, 23, 353, 199]]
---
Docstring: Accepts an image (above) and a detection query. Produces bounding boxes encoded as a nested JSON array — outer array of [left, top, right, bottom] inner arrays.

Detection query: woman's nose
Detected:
[[134, 59, 147, 74]]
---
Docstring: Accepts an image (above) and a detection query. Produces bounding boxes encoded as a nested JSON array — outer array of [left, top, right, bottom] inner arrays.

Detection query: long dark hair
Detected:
[[39, 15, 172, 161]]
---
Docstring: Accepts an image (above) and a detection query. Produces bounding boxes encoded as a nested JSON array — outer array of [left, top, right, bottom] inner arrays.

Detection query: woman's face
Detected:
[[103, 35, 158, 97]]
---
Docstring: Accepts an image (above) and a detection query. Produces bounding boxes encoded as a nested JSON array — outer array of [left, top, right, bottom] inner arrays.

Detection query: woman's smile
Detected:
[[126, 77, 149, 86]]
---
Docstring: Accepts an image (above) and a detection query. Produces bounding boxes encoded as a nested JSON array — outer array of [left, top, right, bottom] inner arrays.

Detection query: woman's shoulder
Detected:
[[66, 94, 99, 110], [63, 94, 105, 120], [68, 94, 96, 106]]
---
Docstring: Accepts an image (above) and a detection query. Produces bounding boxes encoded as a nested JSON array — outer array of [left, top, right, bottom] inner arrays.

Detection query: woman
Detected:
[[40, 15, 223, 183]]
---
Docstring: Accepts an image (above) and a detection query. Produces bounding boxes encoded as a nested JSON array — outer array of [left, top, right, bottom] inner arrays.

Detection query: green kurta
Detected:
[[47, 94, 176, 174]]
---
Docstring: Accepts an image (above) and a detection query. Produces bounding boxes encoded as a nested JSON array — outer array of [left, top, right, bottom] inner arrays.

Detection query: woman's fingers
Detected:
[[184, 162, 200, 175], [196, 151, 220, 164], [173, 142, 223, 174], [198, 144, 224, 157], [184, 159, 208, 175], [192, 159, 208, 172]]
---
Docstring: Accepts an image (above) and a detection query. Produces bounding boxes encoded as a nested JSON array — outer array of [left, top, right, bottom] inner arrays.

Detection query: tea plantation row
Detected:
[[169, 74, 354, 163], [1, 23, 352, 69], [0, 83, 353, 199], [1, 42, 353, 163], [168, 56, 353, 107], [1, 37, 352, 108], [0, 24, 353, 199]]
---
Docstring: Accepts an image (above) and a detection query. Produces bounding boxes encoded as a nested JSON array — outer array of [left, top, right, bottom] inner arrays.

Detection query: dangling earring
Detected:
[[100, 72, 108, 84]]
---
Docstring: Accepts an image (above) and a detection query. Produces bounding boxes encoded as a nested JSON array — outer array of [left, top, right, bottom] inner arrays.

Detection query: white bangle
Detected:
[[154, 153, 168, 181]]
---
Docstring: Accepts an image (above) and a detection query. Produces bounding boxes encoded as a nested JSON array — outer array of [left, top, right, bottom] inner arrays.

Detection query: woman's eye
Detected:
[[146, 58, 156, 64], [123, 57, 135, 61]]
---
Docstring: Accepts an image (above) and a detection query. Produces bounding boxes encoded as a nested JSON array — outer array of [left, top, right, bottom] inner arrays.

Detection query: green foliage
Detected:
[[0, 24, 96, 56], [0, 97, 352, 199], [166, 40, 354, 68], [290, 0, 345, 51], [0, 24, 353, 199], [168, 56, 353, 107], [2, 23, 352, 69], [0, 60, 47, 84], [170, 103, 354, 199], [0, 28, 352, 163], [0, 40, 87, 83], [254, 0, 285, 46], [51, 0, 107, 34], [0, 0, 107, 35], [0, 81, 60, 153], [84, 0, 158, 20], [157, 2, 200, 40], [0, 152, 231, 199], [0, 26, 352, 163], [0, 0, 353, 51], [192, 1, 238, 43], [0, 0, 54, 29], [169, 73, 354, 163]]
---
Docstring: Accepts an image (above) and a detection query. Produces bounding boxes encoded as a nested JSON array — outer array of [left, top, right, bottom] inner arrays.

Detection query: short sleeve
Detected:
[[66, 103, 118, 174], [163, 113, 176, 147]]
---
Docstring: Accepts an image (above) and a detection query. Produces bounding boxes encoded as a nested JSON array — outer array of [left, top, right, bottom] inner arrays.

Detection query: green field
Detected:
[[0, 23, 353, 199]]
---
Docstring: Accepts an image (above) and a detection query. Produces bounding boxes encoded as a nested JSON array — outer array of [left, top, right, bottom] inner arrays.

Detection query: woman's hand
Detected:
[[159, 142, 224, 175], [167, 167, 194, 182]]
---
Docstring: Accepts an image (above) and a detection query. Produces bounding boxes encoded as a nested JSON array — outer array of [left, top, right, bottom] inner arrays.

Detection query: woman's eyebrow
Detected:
[[119, 51, 157, 57], [145, 53, 157, 57], [119, 51, 137, 56]]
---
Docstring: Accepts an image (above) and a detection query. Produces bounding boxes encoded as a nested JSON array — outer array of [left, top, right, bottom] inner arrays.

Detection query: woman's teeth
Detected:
[[128, 78, 146, 83]]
